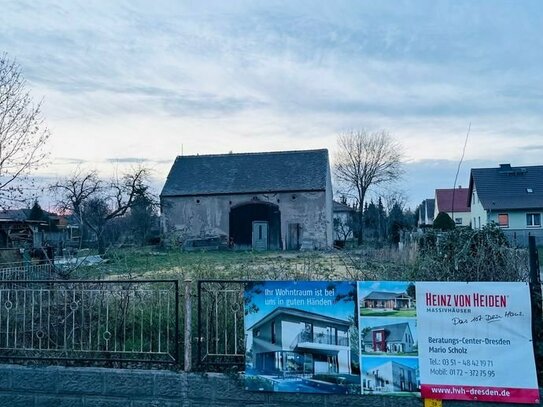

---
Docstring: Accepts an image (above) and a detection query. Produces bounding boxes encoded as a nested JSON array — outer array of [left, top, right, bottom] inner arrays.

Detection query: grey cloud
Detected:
[[55, 157, 86, 164], [105, 157, 148, 164], [105, 158, 173, 165], [518, 144, 543, 151]]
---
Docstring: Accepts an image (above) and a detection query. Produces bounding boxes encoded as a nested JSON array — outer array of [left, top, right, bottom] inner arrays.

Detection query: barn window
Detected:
[[291, 194, 296, 200], [196, 199, 201, 204]]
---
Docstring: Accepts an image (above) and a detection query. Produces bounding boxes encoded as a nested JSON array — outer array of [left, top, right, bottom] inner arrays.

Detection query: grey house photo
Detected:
[[244, 281, 361, 394], [361, 291, 414, 312], [361, 322, 416, 355], [247, 307, 352, 377], [361, 358, 419, 394]]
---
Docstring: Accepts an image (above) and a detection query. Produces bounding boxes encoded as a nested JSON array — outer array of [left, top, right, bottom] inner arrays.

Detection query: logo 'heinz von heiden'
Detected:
[[425, 293, 507, 307]]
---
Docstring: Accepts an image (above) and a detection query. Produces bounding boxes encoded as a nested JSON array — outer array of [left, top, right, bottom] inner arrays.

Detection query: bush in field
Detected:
[[412, 224, 528, 281]]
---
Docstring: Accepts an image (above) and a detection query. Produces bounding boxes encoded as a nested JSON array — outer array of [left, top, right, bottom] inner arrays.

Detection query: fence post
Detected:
[[529, 236, 541, 284], [528, 236, 542, 374], [184, 279, 192, 372]]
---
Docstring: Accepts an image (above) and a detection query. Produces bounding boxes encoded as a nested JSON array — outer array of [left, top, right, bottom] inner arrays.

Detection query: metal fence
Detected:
[[0, 279, 179, 364], [0, 263, 55, 281], [197, 280, 245, 368]]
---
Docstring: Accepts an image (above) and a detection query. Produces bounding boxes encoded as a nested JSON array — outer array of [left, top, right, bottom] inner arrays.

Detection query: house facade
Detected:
[[363, 360, 418, 393], [362, 291, 414, 312], [247, 308, 351, 376], [332, 200, 355, 244], [468, 163, 543, 245], [362, 322, 415, 354], [417, 199, 435, 227], [434, 187, 471, 226], [160, 150, 333, 250]]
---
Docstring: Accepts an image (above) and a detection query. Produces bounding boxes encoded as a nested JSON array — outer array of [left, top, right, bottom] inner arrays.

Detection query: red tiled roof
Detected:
[[435, 188, 470, 213]]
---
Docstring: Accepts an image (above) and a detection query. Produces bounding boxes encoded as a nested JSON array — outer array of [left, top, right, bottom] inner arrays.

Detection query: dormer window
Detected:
[[527, 188, 534, 193]]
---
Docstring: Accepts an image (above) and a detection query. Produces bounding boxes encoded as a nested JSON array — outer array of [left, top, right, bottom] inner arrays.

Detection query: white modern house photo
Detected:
[[361, 358, 419, 394], [247, 307, 352, 377]]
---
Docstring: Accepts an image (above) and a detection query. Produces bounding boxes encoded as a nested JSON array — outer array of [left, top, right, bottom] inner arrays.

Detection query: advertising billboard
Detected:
[[417, 282, 539, 404], [244, 281, 360, 394], [244, 280, 539, 404]]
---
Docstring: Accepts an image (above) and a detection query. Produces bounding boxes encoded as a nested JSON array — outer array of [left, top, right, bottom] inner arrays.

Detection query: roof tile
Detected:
[[161, 149, 329, 197]]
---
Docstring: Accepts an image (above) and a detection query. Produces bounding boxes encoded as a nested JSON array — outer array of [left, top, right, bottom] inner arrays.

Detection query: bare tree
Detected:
[[51, 167, 102, 220], [333, 216, 354, 244], [51, 166, 153, 253], [0, 53, 49, 205], [381, 189, 408, 215], [334, 130, 403, 244]]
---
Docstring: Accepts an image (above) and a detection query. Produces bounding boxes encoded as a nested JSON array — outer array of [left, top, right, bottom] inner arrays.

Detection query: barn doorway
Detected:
[[229, 202, 281, 250]]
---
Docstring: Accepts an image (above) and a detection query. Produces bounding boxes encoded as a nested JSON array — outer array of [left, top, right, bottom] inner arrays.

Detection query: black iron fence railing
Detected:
[[0, 279, 179, 364], [0, 263, 56, 281], [197, 280, 245, 369]]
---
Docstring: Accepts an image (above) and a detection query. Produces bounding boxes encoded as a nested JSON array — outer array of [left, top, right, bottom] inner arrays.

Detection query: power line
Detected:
[[451, 122, 471, 219]]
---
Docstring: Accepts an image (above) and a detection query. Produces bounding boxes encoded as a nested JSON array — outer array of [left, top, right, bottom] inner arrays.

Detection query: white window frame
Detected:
[[526, 213, 541, 228]]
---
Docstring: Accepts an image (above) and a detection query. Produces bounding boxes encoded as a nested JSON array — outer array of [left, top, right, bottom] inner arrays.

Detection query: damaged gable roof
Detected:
[[469, 164, 543, 210], [161, 149, 329, 197]]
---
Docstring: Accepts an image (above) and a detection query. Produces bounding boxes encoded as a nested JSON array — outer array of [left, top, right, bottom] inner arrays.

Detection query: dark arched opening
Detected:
[[229, 202, 281, 250]]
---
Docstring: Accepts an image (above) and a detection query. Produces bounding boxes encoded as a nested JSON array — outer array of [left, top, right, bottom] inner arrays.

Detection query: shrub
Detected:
[[432, 212, 456, 230], [412, 225, 528, 281]]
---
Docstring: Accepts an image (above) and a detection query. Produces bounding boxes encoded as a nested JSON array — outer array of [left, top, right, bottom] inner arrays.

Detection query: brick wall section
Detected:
[[0, 364, 539, 406]]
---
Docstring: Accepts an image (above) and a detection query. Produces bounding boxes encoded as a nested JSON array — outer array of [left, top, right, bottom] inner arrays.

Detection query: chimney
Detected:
[[499, 163, 512, 171]]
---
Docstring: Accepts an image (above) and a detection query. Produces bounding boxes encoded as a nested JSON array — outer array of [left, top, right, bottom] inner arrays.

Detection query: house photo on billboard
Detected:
[[362, 291, 413, 311], [247, 308, 351, 376], [244, 281, 360, 394], [361, 357, 420, 394], [361, 321, 417, 355]]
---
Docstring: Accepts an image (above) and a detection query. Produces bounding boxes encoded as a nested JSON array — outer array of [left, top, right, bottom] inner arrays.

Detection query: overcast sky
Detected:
[[1, 1, 542, 208]]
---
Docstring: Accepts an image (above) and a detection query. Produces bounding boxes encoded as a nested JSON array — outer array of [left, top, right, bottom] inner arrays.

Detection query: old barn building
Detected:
[[160, 149, 333, 250]]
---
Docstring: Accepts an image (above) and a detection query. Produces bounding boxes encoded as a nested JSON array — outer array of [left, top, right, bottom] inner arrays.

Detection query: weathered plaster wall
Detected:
[[162, 190, 332, 248], [325, 160, 334, 246]]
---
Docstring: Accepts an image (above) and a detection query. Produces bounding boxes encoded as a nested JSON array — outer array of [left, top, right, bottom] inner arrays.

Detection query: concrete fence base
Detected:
[[0, 364, 539, 406]]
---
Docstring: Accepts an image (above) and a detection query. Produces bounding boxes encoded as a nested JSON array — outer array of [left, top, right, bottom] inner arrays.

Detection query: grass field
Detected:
[[65, 247, 352, 281]]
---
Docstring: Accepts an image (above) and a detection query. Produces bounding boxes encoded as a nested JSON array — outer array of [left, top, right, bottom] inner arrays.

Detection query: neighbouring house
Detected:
[[0, 209, 80, 251], [160, 149, 333, 250], [434, 187, 471, 226], [361, 291, 414, 312], [247, 307, 351, 376], [417, 199, 435, 227], [362, 322, 415, 354], [332, 200, 356, 246], [363, 360, 418, 393], [0, 209, 42, 249], [468, 163, 543, 245]]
